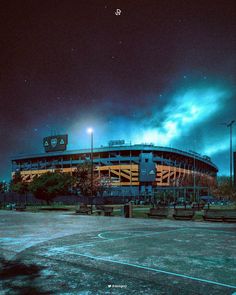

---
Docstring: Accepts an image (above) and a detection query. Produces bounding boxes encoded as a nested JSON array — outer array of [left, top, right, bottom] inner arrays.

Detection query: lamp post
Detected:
[[193, 153, 196, 202], [190, 139, 197, 202], [227, 120, 235, 188], [87, 128, 94, 210], [222, 121, 235, 188]]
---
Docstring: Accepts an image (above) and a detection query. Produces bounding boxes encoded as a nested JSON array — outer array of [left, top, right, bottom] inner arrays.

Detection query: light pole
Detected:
[[87, 128, 94, 209], [223, 121, 235, 188], [193, 154, 196, 202], [189, 139, 197, 202], [228, 120, 235, 188]]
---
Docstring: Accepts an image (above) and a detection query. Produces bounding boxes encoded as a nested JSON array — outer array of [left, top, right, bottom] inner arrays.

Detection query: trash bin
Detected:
[[124, 203, 132, 218]]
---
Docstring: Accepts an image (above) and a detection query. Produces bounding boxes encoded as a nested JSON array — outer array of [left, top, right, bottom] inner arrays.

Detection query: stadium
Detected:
[[11, 134, 218, 202]]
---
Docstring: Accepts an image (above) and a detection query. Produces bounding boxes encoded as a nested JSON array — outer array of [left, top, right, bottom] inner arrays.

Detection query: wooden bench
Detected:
[[75, 204, 91, 215], [147, 208, 168, 219], [203, 210, 223, 222], [103, 207, 114, 216], [95, 205, 105, 216], [223, 210, 236, 222], [173, 209, 194, 220], [95, 206, 114, 216], [203, 210, 236, 222], [14, 204, 26, 211], [192, 203, 205, 211]]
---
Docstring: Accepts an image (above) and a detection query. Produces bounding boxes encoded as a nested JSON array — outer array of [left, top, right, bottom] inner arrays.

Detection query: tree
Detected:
[[29, 172, 72, 204], [10, 171, 29, 198], [0, 181, 7, 194], [73, 162, 97, 213], [73, 162, 111, 211], [212, 176, 236, 201], [0, 181, 8, 207], [96, 176, 112, 198], [73, 161, 95, 198]]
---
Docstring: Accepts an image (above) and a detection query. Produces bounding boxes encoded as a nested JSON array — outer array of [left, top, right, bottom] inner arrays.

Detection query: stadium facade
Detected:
[[11, 136, 218, 201]]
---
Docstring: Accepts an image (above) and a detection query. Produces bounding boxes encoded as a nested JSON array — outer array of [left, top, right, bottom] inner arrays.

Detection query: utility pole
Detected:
[[227, 120, 235, 188], [193, 154, 196, 202], [91, 130, 93, 195], [87, 128, 94, 212]]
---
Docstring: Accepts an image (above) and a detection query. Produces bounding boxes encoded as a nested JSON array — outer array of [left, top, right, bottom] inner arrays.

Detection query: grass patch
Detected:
[[208, 204, 236, 210]]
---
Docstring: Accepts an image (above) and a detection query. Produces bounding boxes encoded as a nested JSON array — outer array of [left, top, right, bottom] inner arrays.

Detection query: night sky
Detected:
[[0, 0, 235, 180]]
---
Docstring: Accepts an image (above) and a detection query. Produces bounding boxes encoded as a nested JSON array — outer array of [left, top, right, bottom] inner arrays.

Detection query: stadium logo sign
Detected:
[[50, 138, 58, 148], [44, 140, 49, 147], [43, 134, 68, 152]]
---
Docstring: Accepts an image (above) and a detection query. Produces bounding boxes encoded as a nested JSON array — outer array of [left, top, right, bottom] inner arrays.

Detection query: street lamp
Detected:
[[228, 120, 235, 188], [193, 153, 196, 202], [222, 121, 235, 188], [87, 128, 94, 206]]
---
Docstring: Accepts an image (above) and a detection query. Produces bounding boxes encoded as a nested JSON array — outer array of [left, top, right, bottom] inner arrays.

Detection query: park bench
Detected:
[[96, 205, 104, 211], [14, 204, 26, 211], [95, 205, 114, 216], [147, 208, 168, 219], [103, 207, 114, 216], [223, 210, 236, 222], [203, 210, 223, 222], [95, 205, 105, 215], [96, 205, 105, 210], [75, 204, 91, 215], [203, 209, 236, 222], [173, 208, 194, 220], [192, 203, 205, 211]]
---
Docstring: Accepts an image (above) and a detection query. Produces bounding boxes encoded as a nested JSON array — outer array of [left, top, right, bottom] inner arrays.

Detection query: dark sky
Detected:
[[0, 0, 235, 180]]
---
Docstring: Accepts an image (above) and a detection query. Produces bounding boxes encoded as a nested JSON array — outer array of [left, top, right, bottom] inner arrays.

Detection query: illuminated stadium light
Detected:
[[87, 128, 93, 134]]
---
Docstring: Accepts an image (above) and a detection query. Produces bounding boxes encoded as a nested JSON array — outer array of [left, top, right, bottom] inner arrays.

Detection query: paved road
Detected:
[[0, 210, 236, 294]]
